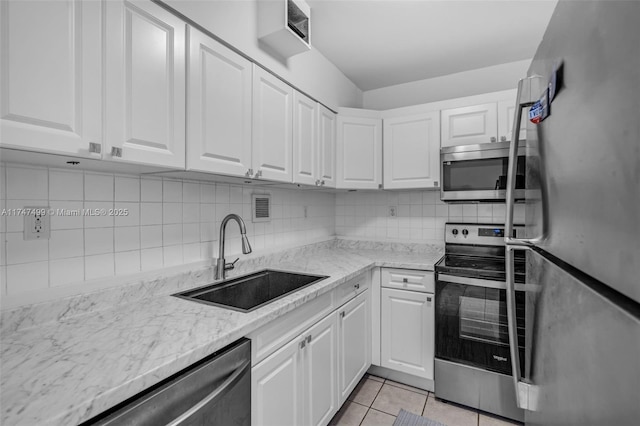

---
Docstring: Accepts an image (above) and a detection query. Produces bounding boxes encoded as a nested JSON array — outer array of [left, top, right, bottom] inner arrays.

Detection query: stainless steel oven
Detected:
[[440, 142, 526, 202], [434, 223, 526, 422]]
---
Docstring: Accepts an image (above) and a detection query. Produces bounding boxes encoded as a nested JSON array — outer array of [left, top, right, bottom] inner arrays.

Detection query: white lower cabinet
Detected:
[[337, 289, 371, 403], [380, 287, 434, 380], [252, 332, 304, 426], [252, 281, 370, 426]]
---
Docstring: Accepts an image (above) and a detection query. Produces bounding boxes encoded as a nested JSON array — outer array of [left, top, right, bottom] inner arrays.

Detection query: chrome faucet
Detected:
[[216, 214, 252, 280]]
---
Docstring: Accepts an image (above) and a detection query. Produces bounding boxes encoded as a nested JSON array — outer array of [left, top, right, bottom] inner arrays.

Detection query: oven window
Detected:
[[459, 296, 509, 346], [435, 281, 525, 375], [442, 156, 525, 191]]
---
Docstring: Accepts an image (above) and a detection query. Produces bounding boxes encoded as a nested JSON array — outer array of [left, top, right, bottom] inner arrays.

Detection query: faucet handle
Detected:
[[225, 258, 240, 270]]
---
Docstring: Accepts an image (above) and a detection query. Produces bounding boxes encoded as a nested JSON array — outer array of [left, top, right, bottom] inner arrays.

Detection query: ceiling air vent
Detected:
[[252, 194, 271, 223]]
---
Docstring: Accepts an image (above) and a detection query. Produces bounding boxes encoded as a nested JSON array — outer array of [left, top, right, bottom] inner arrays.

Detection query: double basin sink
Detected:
[[173, 269, 328, 312]]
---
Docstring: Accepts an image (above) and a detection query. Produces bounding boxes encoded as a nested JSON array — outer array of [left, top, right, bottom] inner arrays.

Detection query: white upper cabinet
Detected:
[[0, 0, 102, 158], [186, 26, 253, 177], [440, 103, 498, 147], [336, 109, 382, 189], [105, 0, 186, 168], [252, 65, 293, 182], [383, 110, 440, 189], [293, 91, 317, 186], [498, 96, 527, 142], [317, 105, 336, 188]]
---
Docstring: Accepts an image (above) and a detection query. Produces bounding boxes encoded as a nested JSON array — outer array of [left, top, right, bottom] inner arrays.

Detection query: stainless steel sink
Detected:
[[173, 269, 328, 312]]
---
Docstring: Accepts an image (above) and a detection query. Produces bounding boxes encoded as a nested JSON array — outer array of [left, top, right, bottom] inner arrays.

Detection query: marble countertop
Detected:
[[1, 241, 443, 426]]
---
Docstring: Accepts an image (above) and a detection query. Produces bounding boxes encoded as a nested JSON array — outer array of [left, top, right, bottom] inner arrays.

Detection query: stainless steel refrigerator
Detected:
[[503, 1, 640, 425]]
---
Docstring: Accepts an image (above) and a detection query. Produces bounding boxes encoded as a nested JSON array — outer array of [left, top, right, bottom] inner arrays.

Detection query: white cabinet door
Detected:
[[317, 105, 336, 188], [252, 65, 293, 182], [336, 115, 382, 189], [441, 103, 498, 147], [186, 26, 252, 177], [0, 0, 101, 157], [337, 289, 371, 403], [381, 288, 434, 380], [383, 111, 440, 189], [304, 312, 338, 426], [498, 98, 528, 142], [105, 0, 186, 168], [252, 335, 304, 426], [293, 91, 317, 185]]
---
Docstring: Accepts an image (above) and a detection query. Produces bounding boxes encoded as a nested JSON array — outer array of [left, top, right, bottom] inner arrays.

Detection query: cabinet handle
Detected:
[[490, 136, 497, 143], [299, 339, 306, 349], [427, 297, 432, 302], [306, 335, 312, 344], [500, 136, 507, 142], [88, 142, 102, 154], [433, 181, 439, 187], [354, 283, 360, 290], [245, 168, 253, 177], [340, 311, 345, 318], [254, 170, 262, 178], [402, 278, 408, 283], [315, 179, 320, 186], [110, 147, 122, 158], [321, 180, 325, 186]]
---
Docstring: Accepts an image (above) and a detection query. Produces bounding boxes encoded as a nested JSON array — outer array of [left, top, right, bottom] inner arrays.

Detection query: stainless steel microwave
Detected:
[[440, 141, 526, 202]]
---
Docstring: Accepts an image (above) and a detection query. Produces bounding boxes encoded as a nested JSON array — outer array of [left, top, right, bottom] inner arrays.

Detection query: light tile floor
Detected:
[[329, 374, 522, 426]]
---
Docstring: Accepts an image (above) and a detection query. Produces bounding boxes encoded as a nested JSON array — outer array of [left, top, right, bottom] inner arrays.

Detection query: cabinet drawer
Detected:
[[335, 272, 369, 308], [248, 290, 333, 365], [381, 268, 434, 293]]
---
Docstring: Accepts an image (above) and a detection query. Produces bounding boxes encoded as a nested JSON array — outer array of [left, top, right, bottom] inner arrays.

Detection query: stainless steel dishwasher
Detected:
[[84, 338, 251, 426]]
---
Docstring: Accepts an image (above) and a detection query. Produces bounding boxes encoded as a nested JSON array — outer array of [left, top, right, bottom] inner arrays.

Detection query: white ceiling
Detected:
[[306, 0, 558, 91]]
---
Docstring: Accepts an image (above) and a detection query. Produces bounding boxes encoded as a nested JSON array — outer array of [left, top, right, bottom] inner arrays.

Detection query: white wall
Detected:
[[335, 190, 525, 246], [362, 60, 531, 110], [161, 0, 362, 110], [0, 163, 335, 302]]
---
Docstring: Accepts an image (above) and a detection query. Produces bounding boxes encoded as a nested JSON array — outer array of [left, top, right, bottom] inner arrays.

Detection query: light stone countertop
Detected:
[[0, 241, 443, 426]]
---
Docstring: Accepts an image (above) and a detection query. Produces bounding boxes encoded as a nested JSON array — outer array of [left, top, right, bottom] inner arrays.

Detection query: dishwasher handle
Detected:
[[167, 359, 251, 426]]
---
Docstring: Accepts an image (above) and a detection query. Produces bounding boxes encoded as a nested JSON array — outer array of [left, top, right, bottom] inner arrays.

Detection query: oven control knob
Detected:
[[462, 229, 469, 236], [452, 229, 458, 236]]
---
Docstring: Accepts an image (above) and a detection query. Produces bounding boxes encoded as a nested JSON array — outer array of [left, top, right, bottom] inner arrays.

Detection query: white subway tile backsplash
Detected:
[[163, 224, 182, 247], [140, 203, 162, 225], [183, 203, 199, 224], [199, 204, 215, 223], [183, 182, 200, 203], [84, 202, 114, 228], [163, 180, 182, 202], [85, 228, 114, 255], [141, 225, 163, 249], [49, 201, 84, 230], [4, 200, 46, 232], [115, 227, 140, 252], [114, 202, 140, 227], [182, 223, 199, 244], [6, 233, 48, 265], [6, 261, 48, 294], [163, 245, 183, 267], [163, 203, 182, 224], [84, 173, 114, 201], [199, 183, 215, 203], [6, 166, 48, 200], [115, 176, 140, 202], [183, 243, 201, 263], [85, 253, 115, 280], [141, 178, 163, 202], [49, 229, 84, 260], [141, 247, 163, 271], [50, 257, 84, 287], [215, 184, 230, 204], [449, 205, 463, 216], [115, 251, 140, 275], [49, 169, 83, 201]]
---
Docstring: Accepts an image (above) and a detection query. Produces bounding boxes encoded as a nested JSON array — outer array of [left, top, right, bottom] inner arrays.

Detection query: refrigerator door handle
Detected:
[[505, 75, 545, 247], [504, 75, 544, 411]]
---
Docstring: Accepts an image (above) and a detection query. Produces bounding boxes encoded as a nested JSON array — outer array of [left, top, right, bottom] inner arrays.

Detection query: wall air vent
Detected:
[[252, 194, 271, 223]]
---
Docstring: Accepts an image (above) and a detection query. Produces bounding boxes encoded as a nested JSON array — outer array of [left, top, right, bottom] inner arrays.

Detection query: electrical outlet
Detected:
[[23, 206, 50, 240], [389, 206, 397, 218], [303, 205, 308, 218]]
